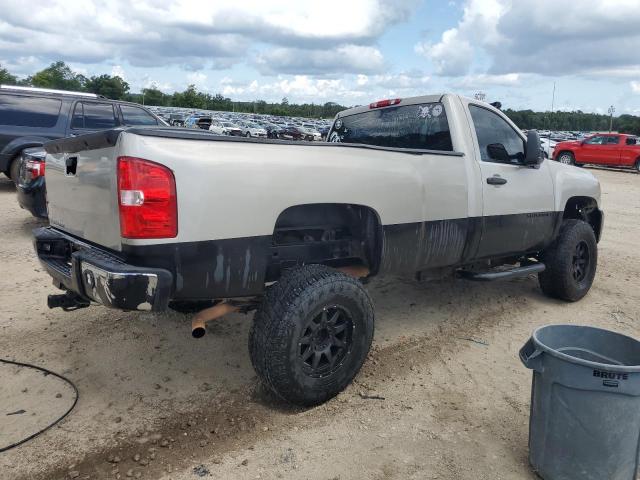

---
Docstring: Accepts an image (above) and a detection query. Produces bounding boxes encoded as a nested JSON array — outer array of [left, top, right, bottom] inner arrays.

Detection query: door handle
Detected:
[[487, 176, 507, 185], [65, 156, 78, 176]]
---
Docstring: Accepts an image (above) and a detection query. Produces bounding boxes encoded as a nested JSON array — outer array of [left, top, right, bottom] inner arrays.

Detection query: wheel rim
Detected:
[[298, 305, 353, 378], [572, 241, 590, 282], [560, 154, 572, 165]]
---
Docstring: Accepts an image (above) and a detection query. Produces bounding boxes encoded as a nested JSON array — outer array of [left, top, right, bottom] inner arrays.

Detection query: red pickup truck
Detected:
[[554, 133, 640, 172]]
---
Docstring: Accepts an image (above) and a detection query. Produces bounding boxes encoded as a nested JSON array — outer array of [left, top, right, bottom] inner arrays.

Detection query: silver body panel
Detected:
[[43, 93, 601, 253]]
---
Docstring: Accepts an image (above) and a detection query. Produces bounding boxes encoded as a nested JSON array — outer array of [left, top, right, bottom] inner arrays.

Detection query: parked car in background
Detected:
[[553, 133, 640, 171], [240, 122, 267, 138], [168, 113, 186, 126], [185, 115, 212, 130], [208, 120, 228, 135], [0, 85, 165, 184], [279, 124, 305, 140], [261, 122, 283, 139], [220, 121, 243, 136], [16, 146, 47, 218], [300, 125, 322, 141], [540, 137, 557, 158]]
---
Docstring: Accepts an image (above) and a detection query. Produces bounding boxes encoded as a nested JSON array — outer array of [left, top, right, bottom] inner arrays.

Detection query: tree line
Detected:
[[1, 61, 639, 132]]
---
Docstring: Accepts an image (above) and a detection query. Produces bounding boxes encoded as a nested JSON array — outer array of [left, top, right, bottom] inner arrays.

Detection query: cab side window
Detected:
[[585, 136, 605, 145], [606, 136, 619, 145], [469, 105, 525, 164]]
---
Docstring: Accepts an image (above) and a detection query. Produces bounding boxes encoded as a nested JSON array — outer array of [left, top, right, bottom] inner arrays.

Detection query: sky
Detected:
[[1, 0, 639, 114]]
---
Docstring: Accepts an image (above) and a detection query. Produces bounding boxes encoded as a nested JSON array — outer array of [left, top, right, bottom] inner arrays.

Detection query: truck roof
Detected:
[[335, 93, 451, 118]]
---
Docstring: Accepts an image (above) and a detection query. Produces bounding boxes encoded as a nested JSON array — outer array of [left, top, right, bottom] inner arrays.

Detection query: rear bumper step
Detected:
[[34, 227, 173, 312], [457, 263, 545, 282]]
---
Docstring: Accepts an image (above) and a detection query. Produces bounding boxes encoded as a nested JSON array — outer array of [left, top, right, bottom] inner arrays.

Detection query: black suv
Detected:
[[0, 85, 164, 183]]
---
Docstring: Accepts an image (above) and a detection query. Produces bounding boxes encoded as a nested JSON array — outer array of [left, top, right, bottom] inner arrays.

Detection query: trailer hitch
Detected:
[[47, 292, 90, 311]]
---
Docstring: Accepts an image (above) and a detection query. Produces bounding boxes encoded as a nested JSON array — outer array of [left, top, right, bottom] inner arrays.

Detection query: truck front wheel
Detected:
[[538, 219, 597, 302], [249, 264, 374, 406]]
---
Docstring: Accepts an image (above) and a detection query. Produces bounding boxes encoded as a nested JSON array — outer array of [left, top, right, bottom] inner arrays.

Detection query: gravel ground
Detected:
[[0, 168, 638, 480]]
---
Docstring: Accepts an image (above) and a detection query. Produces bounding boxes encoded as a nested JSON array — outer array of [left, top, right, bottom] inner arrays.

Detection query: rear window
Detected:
[[121, 105, 158, 126], [329, 102, 453, 151], [71, 102, 117, 130], [0, 94, 62, 128]]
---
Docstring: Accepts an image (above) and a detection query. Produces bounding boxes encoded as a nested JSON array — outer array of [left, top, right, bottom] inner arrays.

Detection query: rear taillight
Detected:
[[117, 156, 177, 239], [369, 98, 401, 109], [25, 159, 45, 180]]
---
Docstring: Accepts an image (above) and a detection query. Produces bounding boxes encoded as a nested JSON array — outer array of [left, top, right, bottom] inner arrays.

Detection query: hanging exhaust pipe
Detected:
[[191, 302, 240, 338]]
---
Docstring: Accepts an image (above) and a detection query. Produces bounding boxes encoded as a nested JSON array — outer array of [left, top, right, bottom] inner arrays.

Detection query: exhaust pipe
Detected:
[[191, 302, 240, 338]]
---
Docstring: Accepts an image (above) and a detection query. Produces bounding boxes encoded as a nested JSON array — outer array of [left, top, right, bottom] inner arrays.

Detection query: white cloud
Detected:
[[111, 65, 126, 80], [255, 45, 385, 75], [415, 0, 505, 76], [416, 0, 640, 79], [0, 0, 418, 75], [186, 71, 207, 87], [631, 81, 640, 94]]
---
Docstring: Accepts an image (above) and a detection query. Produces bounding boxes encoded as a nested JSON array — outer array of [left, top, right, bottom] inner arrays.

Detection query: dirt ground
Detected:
[[0, 168, 638, 480]]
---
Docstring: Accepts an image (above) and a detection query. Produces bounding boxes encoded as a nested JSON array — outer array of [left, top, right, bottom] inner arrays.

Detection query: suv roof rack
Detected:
[[0, 84, 105, 99]]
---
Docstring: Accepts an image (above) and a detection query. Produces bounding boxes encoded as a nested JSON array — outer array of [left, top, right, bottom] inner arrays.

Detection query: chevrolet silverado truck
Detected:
[[34, 94, 603, 406], [554, 133, 640, 171]]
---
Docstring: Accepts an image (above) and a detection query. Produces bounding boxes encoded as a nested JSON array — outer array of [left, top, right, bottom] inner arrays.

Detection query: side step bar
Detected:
[[457, 263, 545, 282]]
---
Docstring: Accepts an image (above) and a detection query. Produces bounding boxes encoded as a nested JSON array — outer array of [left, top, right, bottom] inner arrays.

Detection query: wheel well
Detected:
[[563, 196, 602, 242], [266, 203, 382, 280]]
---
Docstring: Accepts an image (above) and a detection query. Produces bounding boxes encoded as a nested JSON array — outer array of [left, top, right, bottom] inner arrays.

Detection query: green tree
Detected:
[[172, 85, 205, 108], [0, 64, 17, 85], [85, 74, 129, 99], [140, 87, 167, 106], [26, 61, 86, 91]]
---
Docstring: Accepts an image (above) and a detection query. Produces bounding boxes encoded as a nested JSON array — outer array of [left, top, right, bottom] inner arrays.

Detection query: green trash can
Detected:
[[520, 324, 640, 480]]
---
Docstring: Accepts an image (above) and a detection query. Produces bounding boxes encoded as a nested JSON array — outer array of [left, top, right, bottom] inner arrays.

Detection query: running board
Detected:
[[457, 263, 545, 282]]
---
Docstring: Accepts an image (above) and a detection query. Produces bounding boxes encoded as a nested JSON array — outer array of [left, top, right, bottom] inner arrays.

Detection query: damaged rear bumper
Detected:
[[34, 227, 172, 311]]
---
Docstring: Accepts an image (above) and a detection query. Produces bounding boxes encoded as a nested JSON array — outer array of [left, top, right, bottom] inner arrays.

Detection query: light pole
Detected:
[[608, 105, 615, 133]]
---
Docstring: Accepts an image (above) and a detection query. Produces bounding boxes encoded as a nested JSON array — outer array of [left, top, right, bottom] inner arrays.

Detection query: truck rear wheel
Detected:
[[538, 219, 597, 302], [249, 264, 374, 406]]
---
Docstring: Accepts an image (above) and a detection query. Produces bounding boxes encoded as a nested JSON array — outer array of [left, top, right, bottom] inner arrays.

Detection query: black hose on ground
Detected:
[[0, 358, 79, 453]]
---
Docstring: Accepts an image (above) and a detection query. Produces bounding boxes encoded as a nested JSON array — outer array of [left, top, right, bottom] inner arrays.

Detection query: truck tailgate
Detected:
[[44, 130, 122, 251]]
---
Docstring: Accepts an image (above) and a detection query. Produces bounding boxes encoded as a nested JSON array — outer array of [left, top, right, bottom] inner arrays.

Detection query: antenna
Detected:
[[546, 81, 556, 158]]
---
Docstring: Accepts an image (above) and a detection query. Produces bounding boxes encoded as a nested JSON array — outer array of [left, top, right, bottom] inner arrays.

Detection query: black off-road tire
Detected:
[[9, 155, 22, 184], [635, 159, 640, 173], [249, 264, 374, 406], [539, 219, 597, 302]]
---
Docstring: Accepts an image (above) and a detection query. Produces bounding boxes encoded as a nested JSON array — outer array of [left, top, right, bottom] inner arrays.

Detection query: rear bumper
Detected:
[[17, 177, 47, 218], [34, 227, 172, 312]]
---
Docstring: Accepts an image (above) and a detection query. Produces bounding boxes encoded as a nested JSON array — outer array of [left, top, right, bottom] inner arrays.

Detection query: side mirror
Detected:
[[524, 130, 544, 166], [487, 143, 510, 162]]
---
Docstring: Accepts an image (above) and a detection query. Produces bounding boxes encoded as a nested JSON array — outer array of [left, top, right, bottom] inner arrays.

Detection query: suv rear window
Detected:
[[328, 102, 453, 151], [121, 105, 158, 126], [0, 94, 62, 128], [71, 102, 117, 130]]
